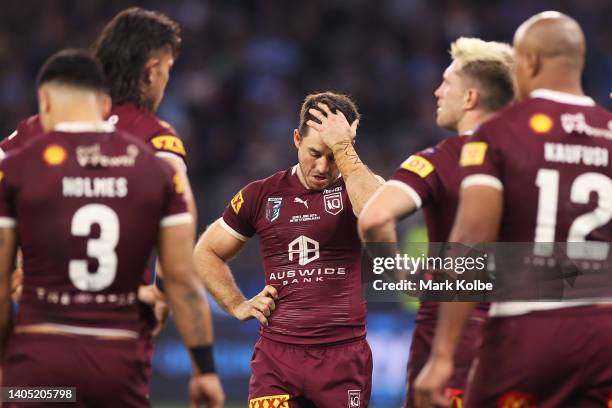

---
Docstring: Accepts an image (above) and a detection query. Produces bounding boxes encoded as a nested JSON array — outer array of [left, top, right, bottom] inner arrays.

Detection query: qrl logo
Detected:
[[348, 390, 360, 408], [288, 235, 319, 266], [324, 192, 343, 215]]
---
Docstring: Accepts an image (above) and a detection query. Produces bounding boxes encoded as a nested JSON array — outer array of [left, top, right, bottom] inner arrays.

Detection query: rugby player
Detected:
[[194, 92, 383, 406], [415, 12, 612, 408], [0, 49, 223, 407], [0, 6, 195, 388], [358, 37, 514, 408]]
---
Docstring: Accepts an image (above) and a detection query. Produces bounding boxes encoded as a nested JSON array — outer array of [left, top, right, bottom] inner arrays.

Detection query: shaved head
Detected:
[[515, 11, 585, 67], [513, 11, 586, 100]]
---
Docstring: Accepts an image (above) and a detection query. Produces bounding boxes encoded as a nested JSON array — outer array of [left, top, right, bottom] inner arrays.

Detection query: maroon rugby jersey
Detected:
[[0, 122, 190, 336], [221, 166, 366, 345], [1, 104, 186, 166], [460, 89, 612, 315]]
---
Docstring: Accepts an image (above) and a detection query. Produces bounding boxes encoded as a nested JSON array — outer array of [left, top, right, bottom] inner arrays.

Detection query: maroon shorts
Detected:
[[465, 305, 612, 408], [2, 332, 149, 408], [249, 336, 372, 407], [404, 311, 486, 408]]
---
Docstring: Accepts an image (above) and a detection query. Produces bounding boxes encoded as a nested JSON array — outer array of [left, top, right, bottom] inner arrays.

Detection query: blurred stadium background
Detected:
[[1, 0, 610, 406]]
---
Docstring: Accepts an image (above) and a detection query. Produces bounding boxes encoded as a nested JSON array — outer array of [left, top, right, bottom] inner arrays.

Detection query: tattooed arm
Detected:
[[307, 102, 384, 216], [158, 222, 224, 406], [0, 227, 18, 360]]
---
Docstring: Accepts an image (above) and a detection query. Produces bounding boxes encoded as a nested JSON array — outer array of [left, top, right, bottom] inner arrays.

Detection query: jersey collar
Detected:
[[530, 89, 595, 107], [54, 121, 115, 133]]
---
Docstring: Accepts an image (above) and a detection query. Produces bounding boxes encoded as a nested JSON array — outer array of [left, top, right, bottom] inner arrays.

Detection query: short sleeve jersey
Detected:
[[220, 166, 366, 345], [459, 90, 612, 315], [0, 123, 190, 335]]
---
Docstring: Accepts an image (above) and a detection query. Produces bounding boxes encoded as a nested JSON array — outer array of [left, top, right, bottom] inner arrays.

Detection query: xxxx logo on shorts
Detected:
[[249, 394, 289, 408], [497, 391, 536, 408]]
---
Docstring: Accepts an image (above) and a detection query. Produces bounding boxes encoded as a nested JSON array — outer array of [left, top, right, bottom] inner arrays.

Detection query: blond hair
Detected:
[[450, 37, 513, 70], [450, 37, 515, 111]]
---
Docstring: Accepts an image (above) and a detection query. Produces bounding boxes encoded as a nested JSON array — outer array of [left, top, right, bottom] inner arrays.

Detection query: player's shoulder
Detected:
[[240, 168, 293, 197], [110, 103, 186, 161], [398, 135, 463, 178], [1, 114, 43, 154]]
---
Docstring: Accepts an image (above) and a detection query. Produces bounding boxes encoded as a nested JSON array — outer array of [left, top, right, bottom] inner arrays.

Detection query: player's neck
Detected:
[[295, 164, 310, 190], [456, 110, 495, 135], [532, 70, 584, 97]]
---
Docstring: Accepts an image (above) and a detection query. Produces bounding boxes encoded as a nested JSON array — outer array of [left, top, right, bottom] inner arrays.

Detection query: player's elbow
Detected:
[[358, 207, 393, 241]]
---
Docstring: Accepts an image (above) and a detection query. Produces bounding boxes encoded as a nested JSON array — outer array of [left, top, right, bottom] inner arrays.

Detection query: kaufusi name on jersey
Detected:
[[544, 143, 608, 167], [62, 177, 128, 198]]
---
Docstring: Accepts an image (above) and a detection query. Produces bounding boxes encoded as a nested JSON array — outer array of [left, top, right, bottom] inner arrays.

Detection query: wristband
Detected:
[[190, 344, 216, 373]]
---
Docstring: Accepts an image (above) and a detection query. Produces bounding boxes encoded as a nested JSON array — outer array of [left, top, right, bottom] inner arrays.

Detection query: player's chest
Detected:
[[255, 185, 355, 243]]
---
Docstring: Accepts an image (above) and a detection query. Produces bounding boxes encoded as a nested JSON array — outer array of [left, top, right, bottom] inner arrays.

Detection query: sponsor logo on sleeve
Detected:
[[230, 190, 244, 214], [459, 142, 488, 167], [151, 135, 187, 157], [401, 155, 434, 178], [529, 113, 554, 134], [324, 191, 343, 215], [265, 197, 283, 222], [43, 144, 68, 166], [249, 395, 289, 408], [348, 390, 361, 407]]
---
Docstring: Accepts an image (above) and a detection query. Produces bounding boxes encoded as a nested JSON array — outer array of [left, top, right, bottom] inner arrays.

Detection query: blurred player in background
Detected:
[[194, 92, 383, 406], [0, 6, 195, 390], [415, 11, 612, 408], [359, 37, 514, 407], [0, 49, 223, 407]]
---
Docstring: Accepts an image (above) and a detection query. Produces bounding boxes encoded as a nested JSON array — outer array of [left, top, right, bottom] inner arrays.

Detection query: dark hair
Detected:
[[461, 61, 515, 111], [37, 49, 106, 92], [92, 7, 181, 110], [298, 92, 360, 136]]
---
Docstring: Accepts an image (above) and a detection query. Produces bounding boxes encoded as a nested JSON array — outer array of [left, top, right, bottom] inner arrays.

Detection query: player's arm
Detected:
[[0, 226, 17, 359], [307, 103, 383, 216], [415, 183, 503, 408], [158, 221, 224, 406], [194, 220, 277, 326], [358, 182, 420, 243]]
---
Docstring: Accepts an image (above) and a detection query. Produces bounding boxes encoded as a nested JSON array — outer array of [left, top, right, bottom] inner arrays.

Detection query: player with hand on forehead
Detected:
[[194, 91, 383, 407]]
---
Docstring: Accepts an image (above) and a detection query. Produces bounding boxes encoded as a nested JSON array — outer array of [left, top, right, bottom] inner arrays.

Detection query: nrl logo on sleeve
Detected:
[[348, 390, 361, 407], [323, 191, 343, 215], [460, 141, 488, 166], [401, 155, 434, 178], [230, 190, 244, 214], [266, 197, 283, 222]]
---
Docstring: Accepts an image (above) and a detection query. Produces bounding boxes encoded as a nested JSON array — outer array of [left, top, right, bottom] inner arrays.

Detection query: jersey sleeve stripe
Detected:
[[385, 180, 423, 208], [160, 213, 193, 227], [461, 174, 504, 191], [0, 147, 6, 161], [217, 217, 249, 242], [155, 151, 187, 172], [0, 217, 16, 227]]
